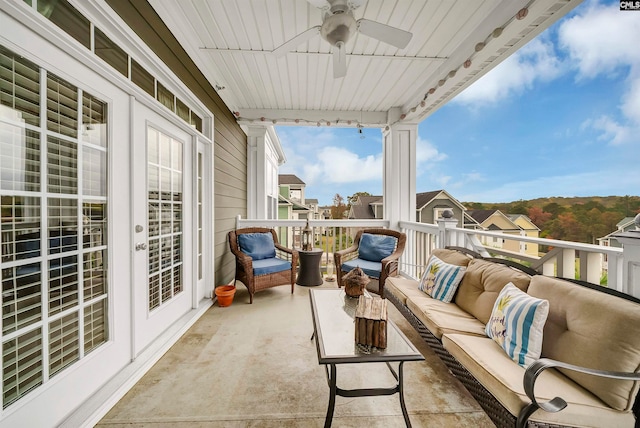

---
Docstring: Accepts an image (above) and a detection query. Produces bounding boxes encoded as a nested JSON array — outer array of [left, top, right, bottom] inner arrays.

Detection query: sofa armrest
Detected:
[[517, 358, 640, 428]]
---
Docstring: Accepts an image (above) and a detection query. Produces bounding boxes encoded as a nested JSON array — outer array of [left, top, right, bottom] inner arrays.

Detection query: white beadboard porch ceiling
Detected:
[[149, 0, 581, 127]]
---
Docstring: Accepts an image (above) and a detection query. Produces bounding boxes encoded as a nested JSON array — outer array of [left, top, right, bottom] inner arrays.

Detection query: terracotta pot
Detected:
[[214, 285, 236, 307]]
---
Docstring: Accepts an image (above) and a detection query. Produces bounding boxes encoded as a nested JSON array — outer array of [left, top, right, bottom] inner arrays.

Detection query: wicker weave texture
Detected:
[[228, 227, 299, 304], [385, 292, 578, 428]]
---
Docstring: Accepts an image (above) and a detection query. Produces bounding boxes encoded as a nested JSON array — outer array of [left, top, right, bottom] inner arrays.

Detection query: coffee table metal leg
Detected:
[[324, 364, 337, 428], [398, 362, 411, 427]]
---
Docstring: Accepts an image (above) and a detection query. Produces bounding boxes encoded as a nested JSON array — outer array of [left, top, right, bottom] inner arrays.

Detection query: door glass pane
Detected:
[[2, 328, 43, 408], [147, 127, 183, 311], [1, 46, 109, 408], [0, 45, 40, 126]]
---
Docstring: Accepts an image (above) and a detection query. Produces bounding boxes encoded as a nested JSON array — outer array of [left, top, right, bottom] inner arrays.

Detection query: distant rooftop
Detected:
[[278, 174, 305, 185]]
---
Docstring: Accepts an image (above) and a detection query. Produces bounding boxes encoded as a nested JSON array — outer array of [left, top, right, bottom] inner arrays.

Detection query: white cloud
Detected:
[[310, 146, 382, 184], [454, 38, 563, 106], [581, 115, 634, 145], [558, 1, 640, 79], [559, 0, 640, 140], [416, 136, 447, 167]]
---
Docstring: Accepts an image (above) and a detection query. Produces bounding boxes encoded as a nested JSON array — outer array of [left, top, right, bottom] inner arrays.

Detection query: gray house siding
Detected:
[[418, 198, 464, 225], [108, 0, 248, 285]]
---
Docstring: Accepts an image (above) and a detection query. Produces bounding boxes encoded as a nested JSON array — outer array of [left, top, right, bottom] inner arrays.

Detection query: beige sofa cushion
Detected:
[[528, 275, 640, 412], [406, 295, 486, 339], [385, 276, 485, 339], [385, 276, 424, 306], [455, 259, 531, 324], [431, 248, 473, 267], [443, 333, 636, 427]]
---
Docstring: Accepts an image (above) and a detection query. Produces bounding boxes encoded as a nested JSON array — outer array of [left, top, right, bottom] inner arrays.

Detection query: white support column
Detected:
[[612, 221, 640, 298], [383, 118, 417, 230], [246, 126, 268, 219]]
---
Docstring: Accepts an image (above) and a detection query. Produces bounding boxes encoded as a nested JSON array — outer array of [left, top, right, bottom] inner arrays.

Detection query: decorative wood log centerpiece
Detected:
[[355, 295, 388, 349], [343, 266, 369, 297]]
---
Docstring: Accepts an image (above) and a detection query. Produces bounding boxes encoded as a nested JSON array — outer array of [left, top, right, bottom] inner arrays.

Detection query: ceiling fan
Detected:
[[272, 0, 413, 78]]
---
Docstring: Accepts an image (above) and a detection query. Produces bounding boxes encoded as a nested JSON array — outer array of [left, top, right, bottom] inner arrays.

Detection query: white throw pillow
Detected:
[[418, 255, 466, 303], [486, 282, 549, 367]]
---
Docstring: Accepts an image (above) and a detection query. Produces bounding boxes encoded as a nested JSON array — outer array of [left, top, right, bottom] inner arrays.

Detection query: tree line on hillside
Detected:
[[465, 196, 640, 244], [330, 192, 640, 245]]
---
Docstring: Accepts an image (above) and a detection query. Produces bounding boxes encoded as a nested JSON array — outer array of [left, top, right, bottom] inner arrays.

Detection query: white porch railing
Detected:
[[235, 216, 628, 295], [398, 219, 626, 294]]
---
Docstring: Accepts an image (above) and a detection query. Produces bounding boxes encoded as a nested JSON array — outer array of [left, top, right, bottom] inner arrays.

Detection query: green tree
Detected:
[[331, 193, 348, 219]]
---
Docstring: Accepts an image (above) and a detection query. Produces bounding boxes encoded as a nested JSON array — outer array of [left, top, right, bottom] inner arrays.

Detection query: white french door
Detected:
[[131, 101, 194, 356]]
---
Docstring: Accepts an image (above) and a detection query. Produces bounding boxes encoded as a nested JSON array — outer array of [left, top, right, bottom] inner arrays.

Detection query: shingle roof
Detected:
[[350, 195, 382, 219], [466, 209, 496, 223], [415, 190, 442, 208], [306, 198, 318, 204], [278, 174, 305, 185]]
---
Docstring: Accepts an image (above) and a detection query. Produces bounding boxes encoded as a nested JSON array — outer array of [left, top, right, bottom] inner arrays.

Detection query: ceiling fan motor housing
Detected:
[[320, 10, 356, 46]]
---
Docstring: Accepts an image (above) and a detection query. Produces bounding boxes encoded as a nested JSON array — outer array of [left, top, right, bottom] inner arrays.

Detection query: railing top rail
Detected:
[[398, 220, 623, 256], [236, 217, 389, 228], [398, 220, 439, 233]]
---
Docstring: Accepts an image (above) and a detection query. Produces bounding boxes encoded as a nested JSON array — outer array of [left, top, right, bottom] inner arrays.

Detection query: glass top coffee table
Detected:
[[309, 289, 424, 427]]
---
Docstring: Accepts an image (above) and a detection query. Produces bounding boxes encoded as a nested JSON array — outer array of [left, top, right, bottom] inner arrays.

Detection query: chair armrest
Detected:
[[517, 358, 640, 428], [274, 243, 294, 255], [335, 245, 359, 265]]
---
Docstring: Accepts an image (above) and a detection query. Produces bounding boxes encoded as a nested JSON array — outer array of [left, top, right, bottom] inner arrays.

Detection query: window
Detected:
[[37, 0, 91, 49], [1, 46, 108, 408], [94, 28, 128, 77], [131, 59, 154, 97], [147, 127, 183, 310]]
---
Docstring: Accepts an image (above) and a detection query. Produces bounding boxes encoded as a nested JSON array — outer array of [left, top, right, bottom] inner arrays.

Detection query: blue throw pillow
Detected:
[[238, 232, 276, 260], [358, 233, 397, 262]]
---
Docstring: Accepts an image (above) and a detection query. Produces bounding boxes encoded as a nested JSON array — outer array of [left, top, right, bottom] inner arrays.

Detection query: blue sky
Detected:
[[277, 0, 640, 206]]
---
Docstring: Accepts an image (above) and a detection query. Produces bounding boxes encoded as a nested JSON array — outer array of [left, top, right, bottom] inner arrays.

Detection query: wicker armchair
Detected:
[[228, 227, 298, 304], [334, 228, 406, 297]]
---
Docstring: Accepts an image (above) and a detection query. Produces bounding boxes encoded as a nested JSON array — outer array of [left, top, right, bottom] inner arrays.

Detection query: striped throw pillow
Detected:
[[418, 255, 466, 303], [486, 282, 549, 367]]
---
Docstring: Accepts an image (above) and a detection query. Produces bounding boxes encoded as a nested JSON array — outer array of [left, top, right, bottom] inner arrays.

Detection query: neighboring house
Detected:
[[599, 217, 638, 249], [319, 206, 333, 220], [508, 214, 540, 256], [467, 210, 540, 256], [348, 195, 383, 219], [416, 190, 480, 229], [349, 190, 480, 230], [306, 198, 320, 219], [279, 174, 306, 204]]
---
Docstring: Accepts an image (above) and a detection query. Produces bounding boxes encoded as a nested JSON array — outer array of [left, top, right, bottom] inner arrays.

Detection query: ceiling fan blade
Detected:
[[306, 0, 329, 7], [357, 19, 412, 49], [273, 26, 321, 57], [333, 41, 347, 78]]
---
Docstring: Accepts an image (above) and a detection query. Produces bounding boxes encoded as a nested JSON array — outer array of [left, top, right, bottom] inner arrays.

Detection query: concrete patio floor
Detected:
[[97, 280, 495, 427]]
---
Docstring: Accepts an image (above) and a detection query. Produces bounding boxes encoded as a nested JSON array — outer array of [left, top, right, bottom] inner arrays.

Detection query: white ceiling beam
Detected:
[[236, 109, 388, 127]]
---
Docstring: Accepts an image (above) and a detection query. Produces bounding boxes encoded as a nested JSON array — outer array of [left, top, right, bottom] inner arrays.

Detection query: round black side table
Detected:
[[297, 248, 323, 286]]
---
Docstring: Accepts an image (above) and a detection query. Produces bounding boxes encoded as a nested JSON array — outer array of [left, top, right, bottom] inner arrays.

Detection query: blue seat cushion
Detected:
[[238, 232, 276, 260], [358, 233, 396, 262], [341, 258, 381, 279], [252, 257, 292, 276]]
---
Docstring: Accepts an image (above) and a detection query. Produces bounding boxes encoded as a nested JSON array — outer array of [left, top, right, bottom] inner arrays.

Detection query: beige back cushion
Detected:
[[431, 248, 472, 267], [528, 275, 640, 411], [454, 259, 531, 324]]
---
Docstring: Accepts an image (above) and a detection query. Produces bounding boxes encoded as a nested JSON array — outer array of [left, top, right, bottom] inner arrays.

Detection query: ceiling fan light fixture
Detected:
[[321, 12, 356, 46]]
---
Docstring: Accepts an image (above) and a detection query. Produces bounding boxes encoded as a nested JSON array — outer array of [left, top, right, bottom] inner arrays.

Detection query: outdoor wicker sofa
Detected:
[[384, 247, 640, 428]]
